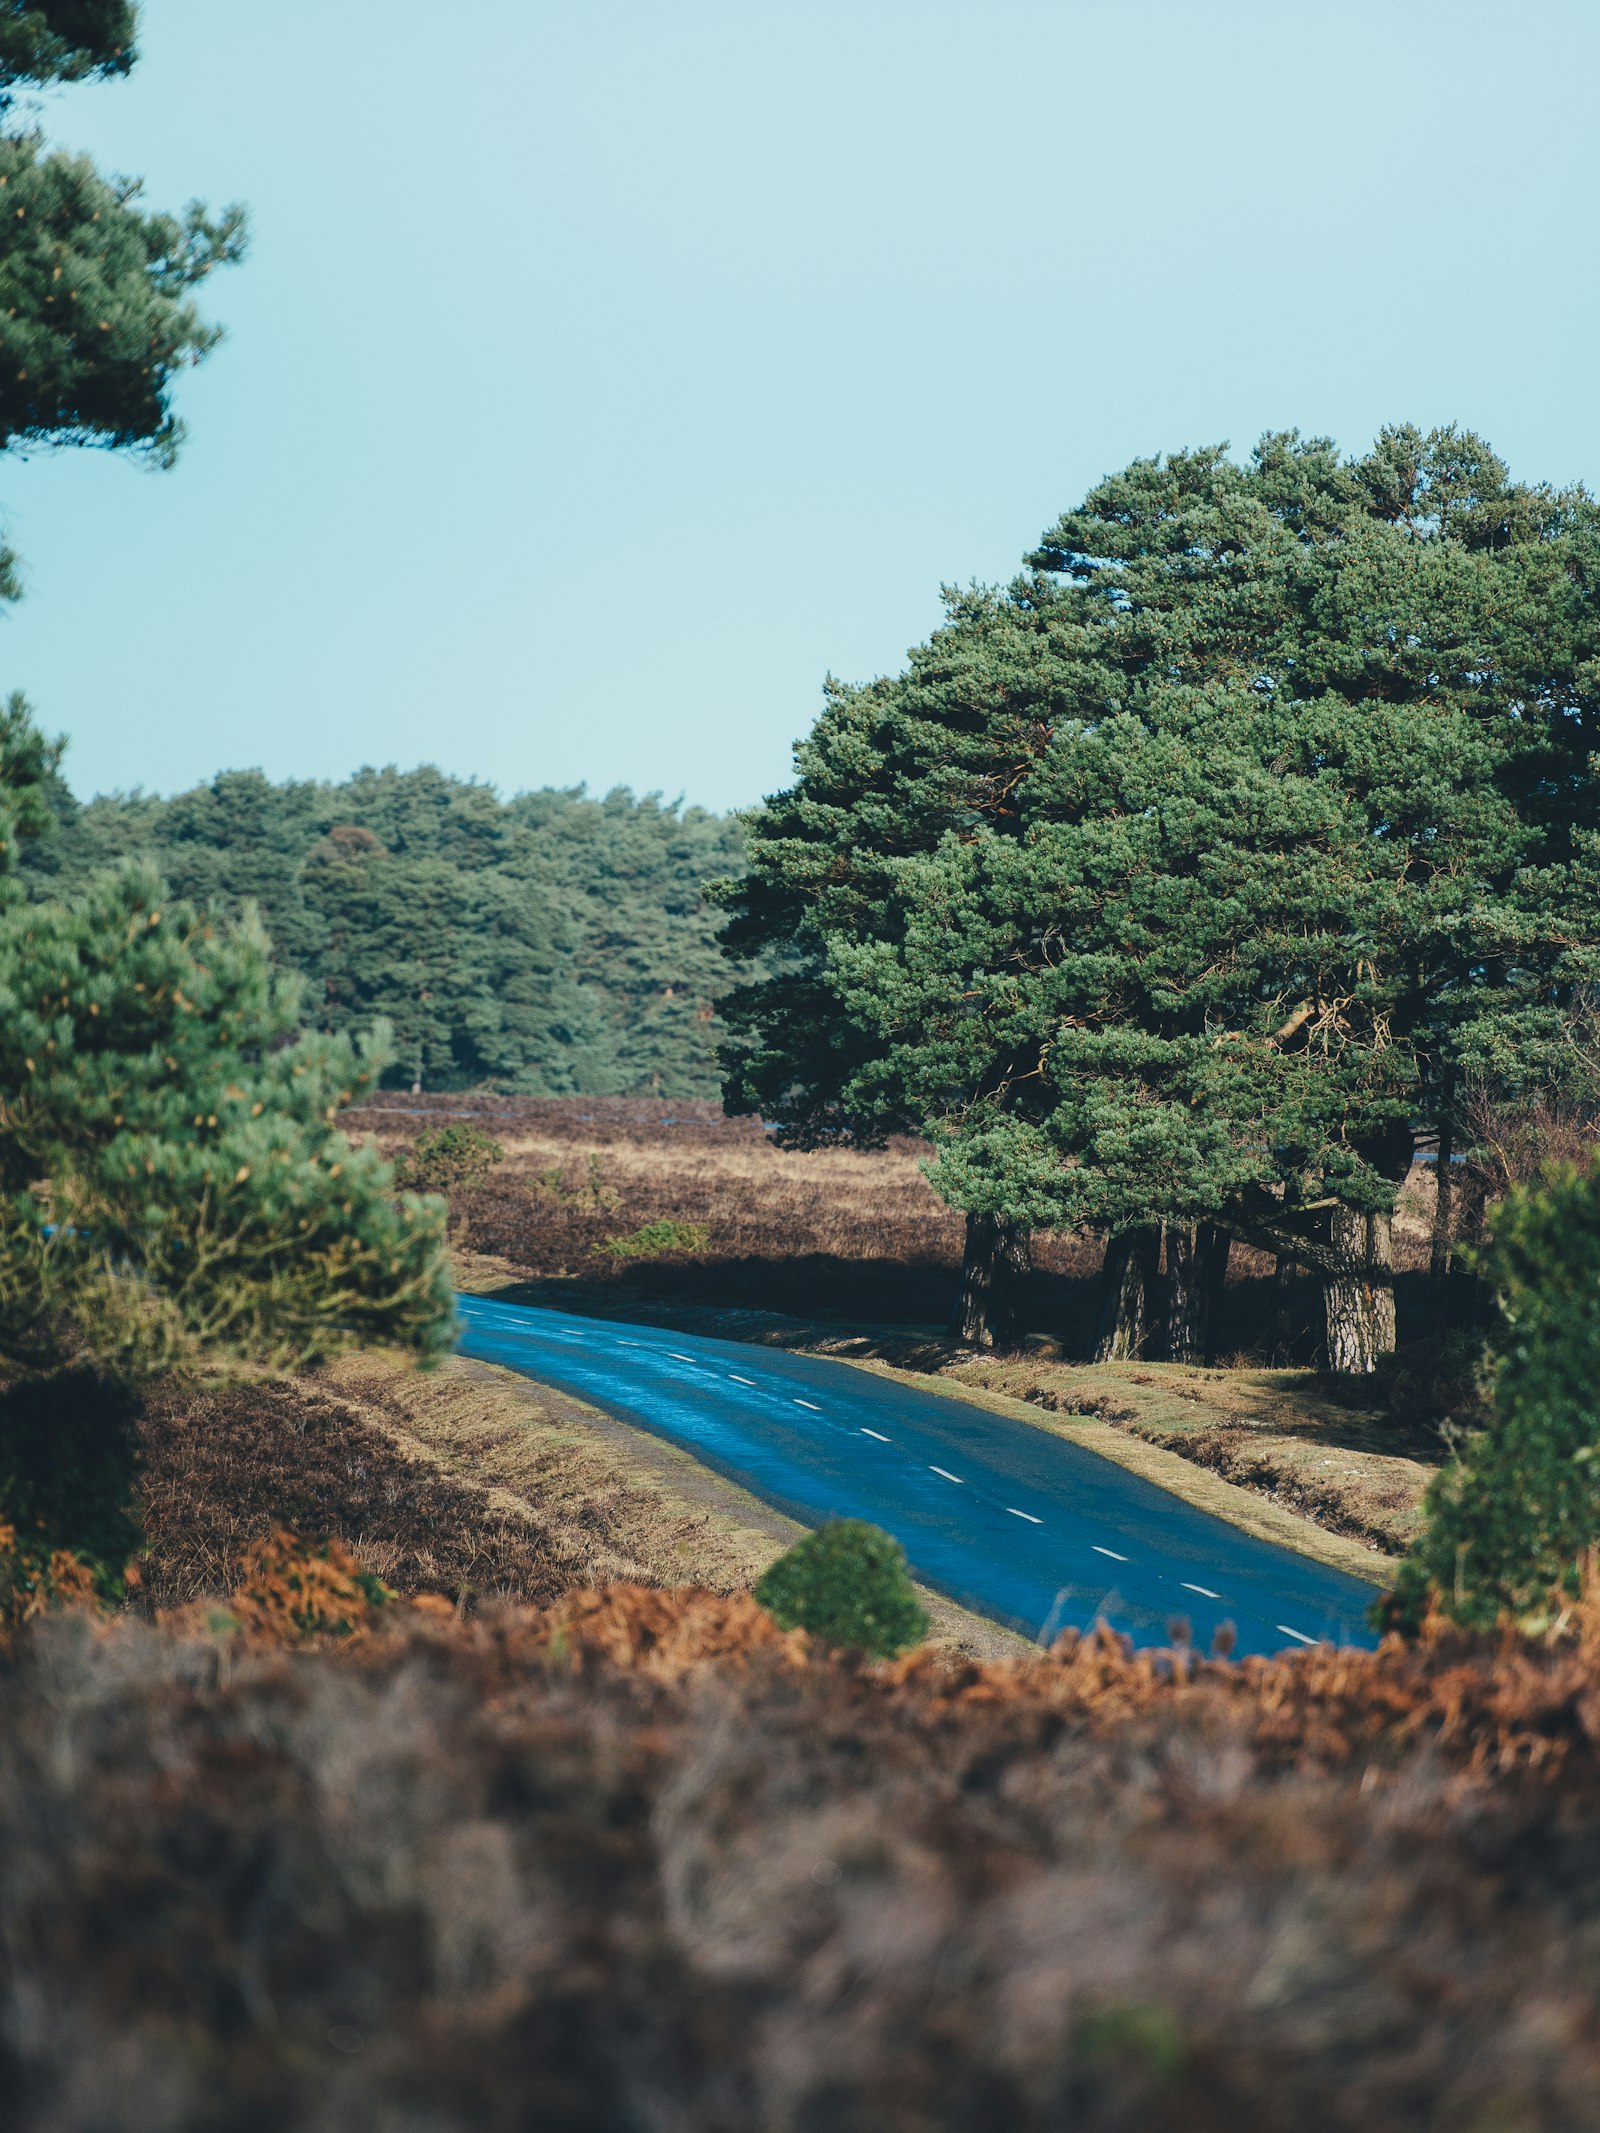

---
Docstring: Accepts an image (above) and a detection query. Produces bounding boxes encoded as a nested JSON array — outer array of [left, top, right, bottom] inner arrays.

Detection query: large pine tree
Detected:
[[722, 429, 1600, 1372]]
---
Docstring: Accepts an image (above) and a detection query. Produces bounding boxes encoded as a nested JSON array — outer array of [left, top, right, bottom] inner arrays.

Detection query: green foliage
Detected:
[[754, 1518, 929, 1656], [531, 1151, 618, 1210], [0, 129, 247, 465], [0, 1366, 140, 1594], [0, 704, 457, 1388], [0, 2, 137, 98], [26, 767, 759, 1098], [721, 427, 1600, 1301], [1392, 1158, 1600, 1633], [0, 0, 243, 598], [590, 1218, 708, 1260], [394, 1123, 504, 1194]]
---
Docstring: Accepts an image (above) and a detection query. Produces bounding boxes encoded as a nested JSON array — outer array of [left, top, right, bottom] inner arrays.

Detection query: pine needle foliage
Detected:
[[721, 427, 1600, 1323], [0, 0, 243, 596], [0, 702, 457, 1386], [0, 1, 136, 100], [1393, 1156, 1600, 1633], [755, 1519, 929, 1657]]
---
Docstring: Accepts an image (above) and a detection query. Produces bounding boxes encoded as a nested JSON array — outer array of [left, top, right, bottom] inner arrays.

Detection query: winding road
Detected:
[[456, 1294, 1383, 1655]]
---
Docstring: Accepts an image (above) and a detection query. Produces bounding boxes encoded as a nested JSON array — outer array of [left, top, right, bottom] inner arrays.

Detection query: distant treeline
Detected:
[[24, 767, 750, 1096]]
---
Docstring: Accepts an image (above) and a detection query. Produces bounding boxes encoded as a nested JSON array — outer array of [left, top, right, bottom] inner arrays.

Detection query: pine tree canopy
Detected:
[[0, 130, 246, 463], [0, 700, 455, 1384], [0, 2, 136, 98], [0, 0, 243, 598], [26, 764, 757, 1099], [720, 427, 1600, 1271]]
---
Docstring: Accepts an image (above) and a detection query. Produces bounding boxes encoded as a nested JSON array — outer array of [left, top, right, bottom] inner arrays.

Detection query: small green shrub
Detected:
[[590, 1219, 709, 1261], [530, 1151, 620, 1211], [1390, 1155, 1600, 1633], [1373, 1329, 1490, 1440], [755, 1518, 929, 1657], [394, 1123, 504, 1194]]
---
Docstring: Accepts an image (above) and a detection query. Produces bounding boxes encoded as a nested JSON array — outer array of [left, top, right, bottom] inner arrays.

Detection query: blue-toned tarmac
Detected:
[[456, 1293, 1384, 1655]]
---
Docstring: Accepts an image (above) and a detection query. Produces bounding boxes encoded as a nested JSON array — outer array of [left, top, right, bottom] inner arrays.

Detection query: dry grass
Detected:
[[351, 1091, 1104, 1326], [133, 1367, 600, 1614], [132, 1353, 789, 1617], [10, 1584, 1600, 2129], [133, 1351, 1020, 1658]]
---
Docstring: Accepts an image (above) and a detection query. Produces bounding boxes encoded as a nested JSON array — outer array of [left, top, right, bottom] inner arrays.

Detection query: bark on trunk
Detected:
[[1165, 1222, 1231, 1364], [1429, 1125, 1455, 1327], [1271, 1253, 1302, 1365], [955, 1212, 1033, 1349], [1096, 1225, 1161, 1362], [1322, 1204, 1397, 1374]]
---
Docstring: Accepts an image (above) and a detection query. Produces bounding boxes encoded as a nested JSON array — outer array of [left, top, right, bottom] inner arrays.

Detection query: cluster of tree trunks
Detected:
[[1093, 1222, 1232, 1365], [956, 1161, 1424, 1377], [954, 1212, 1233, 1365]]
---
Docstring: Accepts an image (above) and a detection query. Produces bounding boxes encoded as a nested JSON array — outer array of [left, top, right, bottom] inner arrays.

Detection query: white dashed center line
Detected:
[[1007, 1508, 1043, 1524], [1181, 1582, 1221, 1600], [860, 1427, 891, 1442], [1277, 1624, 1318, 1646], [794, 1398, 822, 1411], [930, 1466, 964, 1484], [668, 1353, 696, 1363], [728, 1374, 757, 1386], [1093, 1545, 1129, 1562]]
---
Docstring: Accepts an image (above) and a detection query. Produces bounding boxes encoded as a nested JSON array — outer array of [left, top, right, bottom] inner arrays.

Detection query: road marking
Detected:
[[728, 1374, 757, 1386], [930, 1466, 964, 1484], [1277, 1624, 1319, 1646], [1093, 1545, 1128, 1562], [668, 1353, 696, 1363], [1181, 1582, 1221, 1600], [617, 1338, 640, 1346], [794, 1398, 822, 1411], [1007, 1508, 1043, 1524], [861, 1427, 891, 1442]]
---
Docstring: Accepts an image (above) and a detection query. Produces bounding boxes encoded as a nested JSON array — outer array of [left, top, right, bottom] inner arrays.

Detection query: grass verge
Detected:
[[136, 1348, 1024, 1658]]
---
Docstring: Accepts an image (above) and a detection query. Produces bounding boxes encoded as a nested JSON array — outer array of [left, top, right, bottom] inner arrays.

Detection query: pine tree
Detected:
[[0, 0, 244, 597], [0, 705, 454, 1387], [1390, 1155, 1600, 1632], [723, 429, 1600, 1373], [0, 4, 138, 96]]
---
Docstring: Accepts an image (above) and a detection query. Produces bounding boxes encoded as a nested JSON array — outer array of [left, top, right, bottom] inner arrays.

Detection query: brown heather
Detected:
[[8, 1569, 1600, 2130]]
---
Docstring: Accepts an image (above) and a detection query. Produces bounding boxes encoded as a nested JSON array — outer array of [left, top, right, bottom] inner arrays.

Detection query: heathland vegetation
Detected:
[[12, 8, 1600, 2126]]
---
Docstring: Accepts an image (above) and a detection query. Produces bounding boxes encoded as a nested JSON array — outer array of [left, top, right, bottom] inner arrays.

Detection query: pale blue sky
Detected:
[[4, 0, 1598, 810]]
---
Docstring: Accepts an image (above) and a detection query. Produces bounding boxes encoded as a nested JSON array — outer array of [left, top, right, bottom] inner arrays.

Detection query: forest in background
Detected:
[[20, 764, 750, 1097]]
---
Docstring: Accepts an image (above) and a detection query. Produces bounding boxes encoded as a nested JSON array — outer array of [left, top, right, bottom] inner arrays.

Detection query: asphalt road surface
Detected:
[[456, 1294, 1383, 1655]]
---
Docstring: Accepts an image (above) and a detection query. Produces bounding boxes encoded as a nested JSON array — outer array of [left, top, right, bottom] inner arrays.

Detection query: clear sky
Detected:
[[4, 0, 1598, 811]]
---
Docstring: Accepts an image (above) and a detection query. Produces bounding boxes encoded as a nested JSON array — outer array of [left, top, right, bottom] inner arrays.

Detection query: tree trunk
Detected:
[[1165, 1222, 1231, 1364], [1322, 1203, 1397, 1374], [1271, 1252, 1302, 1365], [1269, 1175, 1303, 1365], [955, 1212, 1032, 1349], [1096, 1225, 1161, 1361], [1429, 1123, 1455, 1326]]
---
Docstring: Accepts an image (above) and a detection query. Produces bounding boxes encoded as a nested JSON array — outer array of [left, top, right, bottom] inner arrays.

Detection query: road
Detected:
[[455, 1294, 1383, 1655]]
